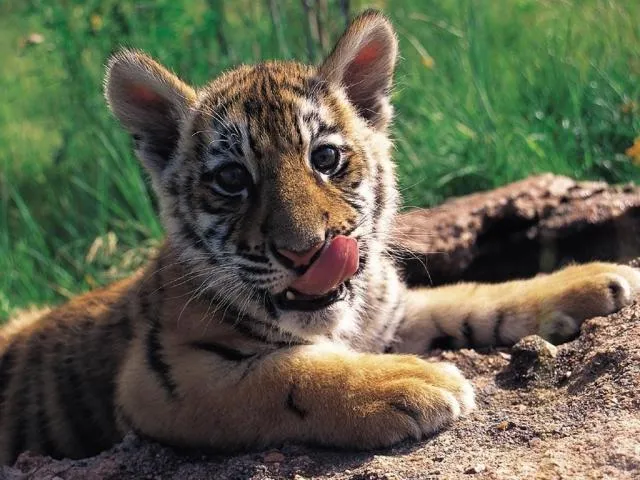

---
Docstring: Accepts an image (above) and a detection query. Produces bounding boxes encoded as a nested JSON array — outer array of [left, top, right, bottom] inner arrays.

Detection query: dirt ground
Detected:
[[3, 175, 640, 479], [5, 301, 639, 480]]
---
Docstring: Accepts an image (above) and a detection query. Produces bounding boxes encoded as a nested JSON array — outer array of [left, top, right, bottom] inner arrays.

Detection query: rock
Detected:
[[393, 174, 640, 286], [494, 420, 515, 431], [511, 335, 557, 364], [464, 464, 486, 474], [499, 335, 558, 386], [5, 175, 640, 479]]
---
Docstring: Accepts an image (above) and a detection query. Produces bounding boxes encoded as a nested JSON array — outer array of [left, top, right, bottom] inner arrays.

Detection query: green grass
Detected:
[[2, 0, 639, 320]]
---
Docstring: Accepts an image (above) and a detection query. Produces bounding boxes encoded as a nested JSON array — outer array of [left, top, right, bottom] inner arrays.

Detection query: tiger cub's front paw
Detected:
[[538, 263, 640, 343], [325, 356, 475, 449]]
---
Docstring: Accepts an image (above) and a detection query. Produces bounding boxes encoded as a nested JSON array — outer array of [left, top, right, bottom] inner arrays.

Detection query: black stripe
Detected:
[[302, 111, 320, 131], [209, 294, 299, 346], [293, 112, 304, 147], [8, 345, 32, 462], [238, 252, 270, 264], [53, 341, 107, 457], [166, 177, 180, 196], [243, 100, 263, 160], [240, 264, 277, 276], [430, 312, 459, 351], [33, 399, 58, 458], [286, 385, 308, 419], [280, 81, 309, 98], [200, 197, 224, 216], [429, 335, 457, 351], [305, 76, 329, 97], [34, 341, 59, 458], [180, 221, 206, 250], [206, 145, 226, 158], [222, 313, 294, 347], [332, 159, 352, 182], [143, 257, 176, 399], [343, 195, 365, 214], [185, 175, 200, 220], [146, 321, 177, 399], [462, 318, 474, 347], [316, 121, 340, 137], [357, 248, 369, 275], [115, 315, 133, 342], [86, 325, 120, 438], [191, 342, 256, 362], [262, 292, 279, 319], [208, 92, 242, 119], [204, 217, 231, 242], [226, 320, 275, 344], [494, 311, 506, 346], [201, 169, 219, 184], [0, 344, 16, 416]]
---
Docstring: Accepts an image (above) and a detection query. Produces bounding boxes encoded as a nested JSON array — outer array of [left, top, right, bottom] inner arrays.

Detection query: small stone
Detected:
[[529, 438, 543, 448], [464, 464, 486, 474], [495, 420, 515, 431], [513, 335, 557, 359], [508, 335, 558, 382], [263, 451, 285, 463]]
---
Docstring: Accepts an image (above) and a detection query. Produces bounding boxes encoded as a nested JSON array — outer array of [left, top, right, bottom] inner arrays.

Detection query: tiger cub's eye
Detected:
[[214, 164, 252, 195], [310, 146, 341, 175]]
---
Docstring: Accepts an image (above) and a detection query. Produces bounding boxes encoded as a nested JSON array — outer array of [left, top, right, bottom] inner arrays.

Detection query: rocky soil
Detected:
[[3, 174, 640, 480]]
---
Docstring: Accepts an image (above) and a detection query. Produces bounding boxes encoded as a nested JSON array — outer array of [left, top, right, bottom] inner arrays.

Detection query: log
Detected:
[[393, 173, 640, 286]]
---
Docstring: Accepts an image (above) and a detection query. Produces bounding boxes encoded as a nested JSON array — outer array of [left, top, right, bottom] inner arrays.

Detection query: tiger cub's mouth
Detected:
[[273, 283, 349, 311], [272, 235, 358, 312]]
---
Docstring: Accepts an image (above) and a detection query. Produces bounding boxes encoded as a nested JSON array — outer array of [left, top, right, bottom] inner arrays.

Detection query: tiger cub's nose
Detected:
[[277, 241, 325, 268]]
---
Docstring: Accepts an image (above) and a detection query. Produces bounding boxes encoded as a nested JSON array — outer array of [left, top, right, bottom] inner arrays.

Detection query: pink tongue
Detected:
[[290, 236, 359, 296]]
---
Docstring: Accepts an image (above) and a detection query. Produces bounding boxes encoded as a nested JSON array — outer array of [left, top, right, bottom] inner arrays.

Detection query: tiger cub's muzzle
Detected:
[[271, 235, 360, 312]]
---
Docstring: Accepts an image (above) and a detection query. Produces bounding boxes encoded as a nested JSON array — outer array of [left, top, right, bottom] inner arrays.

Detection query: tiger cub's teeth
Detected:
[[285, 290, 296, 301]]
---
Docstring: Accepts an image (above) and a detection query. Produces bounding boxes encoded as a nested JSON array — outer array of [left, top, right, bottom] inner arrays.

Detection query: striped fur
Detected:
[[2, 10, 639, 464]]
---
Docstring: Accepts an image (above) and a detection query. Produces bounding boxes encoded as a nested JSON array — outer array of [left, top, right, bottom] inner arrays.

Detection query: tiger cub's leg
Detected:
[[116, 342, 475, 450], [395, 262, 640, 354]]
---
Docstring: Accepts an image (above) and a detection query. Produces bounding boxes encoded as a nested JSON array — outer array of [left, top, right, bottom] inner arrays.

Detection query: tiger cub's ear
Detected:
[[319, 10, 398, 130], [104, 49, 197, 176]]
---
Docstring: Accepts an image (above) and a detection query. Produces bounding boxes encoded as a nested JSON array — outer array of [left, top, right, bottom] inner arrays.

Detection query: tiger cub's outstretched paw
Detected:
[[538, 263, 640, 343], [317, 355, 475, 449]]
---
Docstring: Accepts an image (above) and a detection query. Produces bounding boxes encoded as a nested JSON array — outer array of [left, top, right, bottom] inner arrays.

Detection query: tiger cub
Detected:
[[1, 10, 639, 465]]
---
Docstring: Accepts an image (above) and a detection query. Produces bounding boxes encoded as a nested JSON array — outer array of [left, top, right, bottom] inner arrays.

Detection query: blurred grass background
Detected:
[[1, 0, 639, 320]]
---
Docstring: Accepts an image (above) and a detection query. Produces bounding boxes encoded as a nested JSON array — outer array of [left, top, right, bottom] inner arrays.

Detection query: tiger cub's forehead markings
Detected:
[[196, 72, 344, 180]]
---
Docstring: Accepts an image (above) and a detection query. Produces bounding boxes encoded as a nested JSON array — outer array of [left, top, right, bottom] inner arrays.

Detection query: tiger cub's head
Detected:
[[105, 11, 399, 340]]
